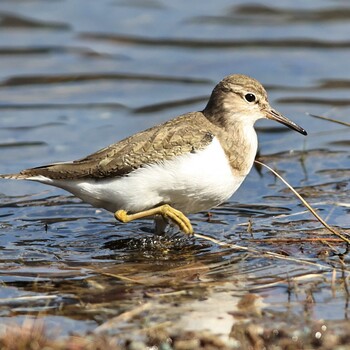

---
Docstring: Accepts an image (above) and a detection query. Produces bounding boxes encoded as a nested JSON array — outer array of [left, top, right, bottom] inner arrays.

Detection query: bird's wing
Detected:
[[13, 112, 216, 180]]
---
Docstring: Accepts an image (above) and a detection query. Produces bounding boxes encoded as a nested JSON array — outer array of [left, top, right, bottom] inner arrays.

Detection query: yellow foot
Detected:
[[114, 205, 194, 235], [159, 204, 193, 235], [115, 209, 129, 223]]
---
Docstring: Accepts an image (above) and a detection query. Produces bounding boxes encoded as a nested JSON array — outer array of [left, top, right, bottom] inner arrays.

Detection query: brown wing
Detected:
[[14, 112, 217, 180]]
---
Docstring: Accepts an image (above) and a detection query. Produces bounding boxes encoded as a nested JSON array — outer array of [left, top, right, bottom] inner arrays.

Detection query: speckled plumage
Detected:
[[10, 113, 218, 180]]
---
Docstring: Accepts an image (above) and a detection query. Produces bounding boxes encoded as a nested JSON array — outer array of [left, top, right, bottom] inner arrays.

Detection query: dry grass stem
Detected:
[[254, 160, 350, 244], [193, 233, 330, 270], [0, 295, 58, 304], [237, 209, 310, 227], [248, 272, 325, 291], [100, 272, 146, 284], [331, 268, 337, 297], [307, 113, 350, 127], [94, 302, 152, 333], [246, 238, 343, 243]]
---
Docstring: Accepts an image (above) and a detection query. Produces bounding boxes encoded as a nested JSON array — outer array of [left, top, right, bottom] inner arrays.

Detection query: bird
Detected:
[[0, 74, 307, 234]]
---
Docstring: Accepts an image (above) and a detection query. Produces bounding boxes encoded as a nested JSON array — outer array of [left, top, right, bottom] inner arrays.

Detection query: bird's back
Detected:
[[0, 112, 219, 181]]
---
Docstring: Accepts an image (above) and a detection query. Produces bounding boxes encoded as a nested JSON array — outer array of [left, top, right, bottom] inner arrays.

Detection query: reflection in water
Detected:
[[233, 4, 350, 22], [0, 141, 46, 148], [1, 73, 211, 87], [80, 32, 350, 49], [189, 5, 350, 25], [0, 12, 69, 29]]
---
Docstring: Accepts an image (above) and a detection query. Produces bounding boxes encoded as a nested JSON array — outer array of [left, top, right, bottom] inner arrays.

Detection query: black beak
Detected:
[[266, 109, 307, 135]]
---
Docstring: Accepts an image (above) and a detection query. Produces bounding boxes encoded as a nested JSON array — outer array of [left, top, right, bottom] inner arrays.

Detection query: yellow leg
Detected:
[[114, 204, 193, 235]]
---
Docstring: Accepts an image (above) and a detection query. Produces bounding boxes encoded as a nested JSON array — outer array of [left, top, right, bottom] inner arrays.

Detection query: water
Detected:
[[0, 0, 349, 346]]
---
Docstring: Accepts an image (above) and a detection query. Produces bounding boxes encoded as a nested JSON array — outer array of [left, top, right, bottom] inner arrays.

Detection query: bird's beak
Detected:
[[266, 109, 307, 135]]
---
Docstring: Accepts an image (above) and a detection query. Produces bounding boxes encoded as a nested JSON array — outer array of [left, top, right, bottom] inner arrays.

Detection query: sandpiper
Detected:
[[0, 74, 306, 234]]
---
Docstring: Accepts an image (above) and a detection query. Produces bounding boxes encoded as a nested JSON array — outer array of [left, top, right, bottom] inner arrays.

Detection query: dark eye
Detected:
[[244, 93, 256, 103]]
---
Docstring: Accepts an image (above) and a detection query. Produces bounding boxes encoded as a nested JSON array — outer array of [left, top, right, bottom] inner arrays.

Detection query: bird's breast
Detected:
[[220, 123, 258, 177], [100, 137, 246, 214]]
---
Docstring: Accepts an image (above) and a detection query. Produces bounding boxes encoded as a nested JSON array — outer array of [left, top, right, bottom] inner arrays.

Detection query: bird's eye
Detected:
[[244, 93, 256, 103]]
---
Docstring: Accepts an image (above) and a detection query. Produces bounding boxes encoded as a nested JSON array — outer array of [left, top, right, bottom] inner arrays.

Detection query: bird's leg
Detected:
[[114, 204, 194, 234], [154, 215, 169, 235]]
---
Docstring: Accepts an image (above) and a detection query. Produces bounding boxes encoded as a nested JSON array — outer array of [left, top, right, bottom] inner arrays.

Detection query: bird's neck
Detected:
[[204, 112, 258, 177]]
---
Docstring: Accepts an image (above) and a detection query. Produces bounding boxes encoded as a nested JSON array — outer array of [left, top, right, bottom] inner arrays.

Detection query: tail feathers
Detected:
[[0, 168, 44, 179], [0, 165, 59, 180], [0, 173, 29, 180]]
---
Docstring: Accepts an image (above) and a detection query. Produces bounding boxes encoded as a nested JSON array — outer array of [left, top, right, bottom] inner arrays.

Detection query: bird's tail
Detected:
[[0, 173, 29, 180]]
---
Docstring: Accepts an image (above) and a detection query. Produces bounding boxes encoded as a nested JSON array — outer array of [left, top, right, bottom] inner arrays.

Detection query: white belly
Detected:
[[29, 138, 249, 214]]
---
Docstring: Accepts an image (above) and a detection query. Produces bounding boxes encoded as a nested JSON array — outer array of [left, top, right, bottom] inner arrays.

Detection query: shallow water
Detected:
[[0, 0, 349, 346]]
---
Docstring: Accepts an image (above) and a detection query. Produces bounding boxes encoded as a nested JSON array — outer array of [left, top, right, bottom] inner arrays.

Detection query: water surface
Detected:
[[0, 0, 349, 347]]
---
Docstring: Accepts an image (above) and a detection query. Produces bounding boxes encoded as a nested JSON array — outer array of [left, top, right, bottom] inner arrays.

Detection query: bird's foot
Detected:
[[114, 205, 193, 235], [115, 209, 130, 223], [159, 204, 193, 235]]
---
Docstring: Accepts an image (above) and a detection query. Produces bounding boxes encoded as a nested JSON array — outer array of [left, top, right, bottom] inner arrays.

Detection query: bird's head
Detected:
[[203, 74, 307, 135]]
